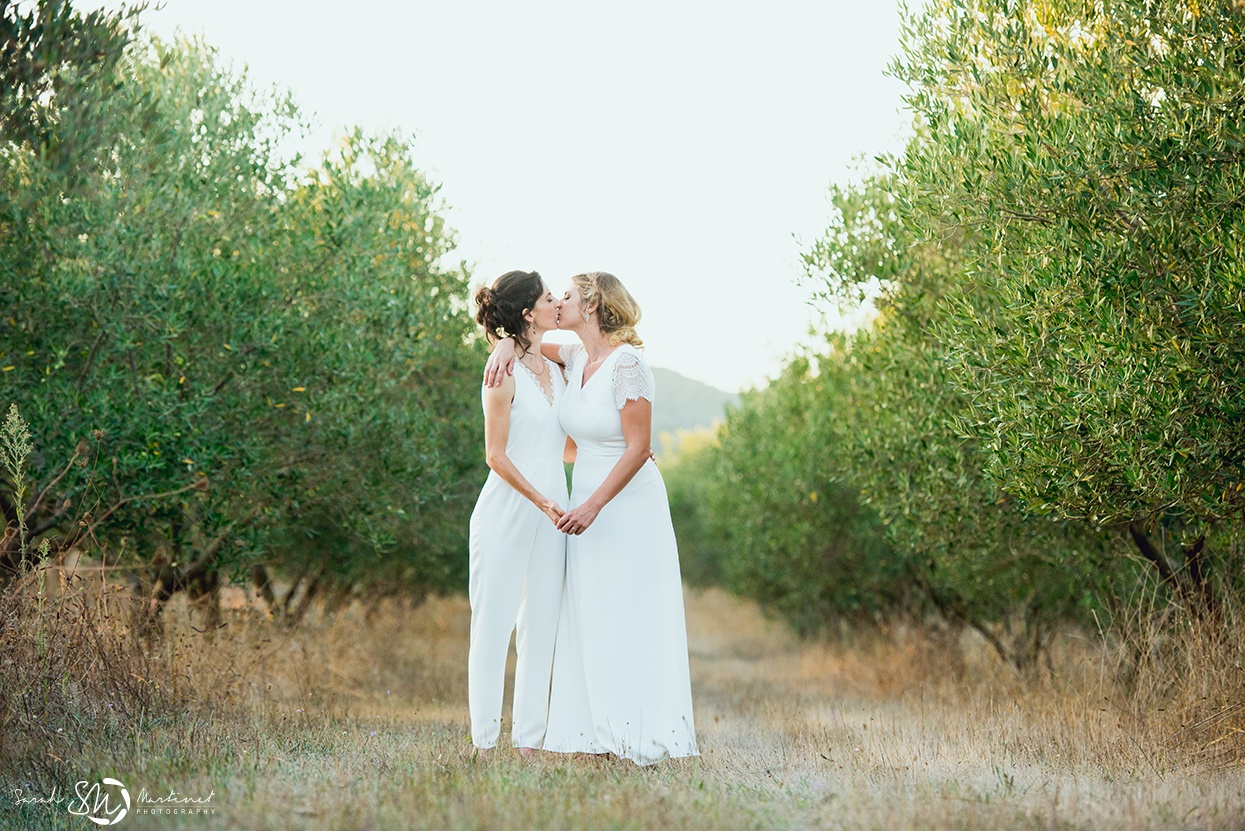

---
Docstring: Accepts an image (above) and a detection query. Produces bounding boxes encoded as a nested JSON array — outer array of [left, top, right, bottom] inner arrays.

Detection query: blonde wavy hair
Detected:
[[572, 271, 643, 348]]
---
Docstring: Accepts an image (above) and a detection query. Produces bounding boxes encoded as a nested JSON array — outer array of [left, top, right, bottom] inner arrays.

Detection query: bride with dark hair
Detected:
[[467, 270, 567, 758]]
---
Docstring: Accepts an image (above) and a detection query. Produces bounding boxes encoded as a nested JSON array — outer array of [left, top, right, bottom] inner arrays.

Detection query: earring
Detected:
[[582, 310, 591, 323]]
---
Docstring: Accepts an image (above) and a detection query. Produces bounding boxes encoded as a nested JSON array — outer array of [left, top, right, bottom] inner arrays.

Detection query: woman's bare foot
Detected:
[[517, 746, 539, 759]]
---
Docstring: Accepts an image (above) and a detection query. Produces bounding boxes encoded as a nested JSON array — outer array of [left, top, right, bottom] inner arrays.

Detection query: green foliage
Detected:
[[682, 0, 1245, 653], [0, 30, 484, 596], [0, 404, 34, 557], [894, 0, 1245, 532], [661, 429, 727, 588], [0, 0, 139, 150], [715, 353, 910, 636], [665, 351, 907, 637], [668, 157, 1136, 660], [806, 171, 1135, 665], [774, 0, 1245, 642]]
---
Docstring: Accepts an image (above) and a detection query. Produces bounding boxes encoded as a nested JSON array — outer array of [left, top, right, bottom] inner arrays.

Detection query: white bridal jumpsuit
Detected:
[[467, 356, 568, 749], [542, 343, 699, 765]]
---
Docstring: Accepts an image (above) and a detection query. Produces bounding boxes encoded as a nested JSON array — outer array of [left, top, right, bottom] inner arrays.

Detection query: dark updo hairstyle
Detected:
[[474, 270, 545, 353]]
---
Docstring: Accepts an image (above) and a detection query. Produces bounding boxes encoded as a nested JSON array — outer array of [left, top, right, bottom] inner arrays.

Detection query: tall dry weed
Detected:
[[0, 555, 192, 784], [1108, 583, 1245, 772]]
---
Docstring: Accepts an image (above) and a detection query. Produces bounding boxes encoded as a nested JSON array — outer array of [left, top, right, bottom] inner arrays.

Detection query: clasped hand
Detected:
[[540, 499, 565, 526], [555, 501, 599, 536], [539, 496, 598, 535]]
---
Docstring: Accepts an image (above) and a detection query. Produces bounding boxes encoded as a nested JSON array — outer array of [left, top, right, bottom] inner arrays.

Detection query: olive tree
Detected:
[[804, 171, 1132, 668], [892, 0, 1245, 613], [0, 32, 483, 623], [1, 0, 139, 150], [700, 350, 907, 637]]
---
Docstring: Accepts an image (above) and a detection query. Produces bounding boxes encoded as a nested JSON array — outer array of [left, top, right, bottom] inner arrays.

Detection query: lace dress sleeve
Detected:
[[612, 350, 655, 410], [558, 342, 584, 368]]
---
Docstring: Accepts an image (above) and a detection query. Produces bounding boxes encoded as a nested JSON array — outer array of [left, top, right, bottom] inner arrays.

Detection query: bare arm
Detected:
[[484, 338, 569, 387], [482, 377, 565, 525], [556, 397, 651, 535], [540, 341, 564, 364]]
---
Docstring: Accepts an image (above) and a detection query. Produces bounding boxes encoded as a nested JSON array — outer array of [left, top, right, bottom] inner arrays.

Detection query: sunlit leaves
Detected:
[[895, 0, 1245, 531], [1, 29, 483, 592]]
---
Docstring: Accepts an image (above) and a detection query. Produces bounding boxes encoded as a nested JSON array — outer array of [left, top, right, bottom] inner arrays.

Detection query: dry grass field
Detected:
[[2, 560, 1243, 830]]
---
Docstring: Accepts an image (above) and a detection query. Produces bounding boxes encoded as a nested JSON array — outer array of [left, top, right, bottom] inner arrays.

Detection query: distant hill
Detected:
[[650, 367, 740, 441]]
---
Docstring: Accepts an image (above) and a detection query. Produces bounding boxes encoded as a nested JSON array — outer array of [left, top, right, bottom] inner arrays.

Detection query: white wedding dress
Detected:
[[542, 343, 699, 765], [467, 356, 568, 749]]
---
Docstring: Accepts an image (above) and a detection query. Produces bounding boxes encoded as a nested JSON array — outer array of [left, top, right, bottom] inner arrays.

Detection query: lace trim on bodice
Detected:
[[612, 350, 655, 410], [516, 356, 557, 406], [558, 342, 583, 368]]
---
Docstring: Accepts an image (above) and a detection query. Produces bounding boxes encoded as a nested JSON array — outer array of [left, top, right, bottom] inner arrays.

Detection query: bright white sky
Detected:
[[81, 0, 912, 391]]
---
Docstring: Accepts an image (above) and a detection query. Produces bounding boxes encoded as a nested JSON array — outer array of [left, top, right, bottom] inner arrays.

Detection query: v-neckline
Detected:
[[578, 346, 622, 391], [517, 356, 557, 407]]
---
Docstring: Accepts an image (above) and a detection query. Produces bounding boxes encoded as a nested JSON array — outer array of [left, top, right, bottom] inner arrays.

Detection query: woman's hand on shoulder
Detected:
[[481, 369, 515, 404], [484, 337, 518, 387]]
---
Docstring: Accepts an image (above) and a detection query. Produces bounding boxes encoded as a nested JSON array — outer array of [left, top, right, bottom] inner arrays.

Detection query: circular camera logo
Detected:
[[68, 778, 130, 826]]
